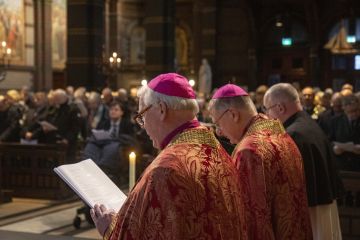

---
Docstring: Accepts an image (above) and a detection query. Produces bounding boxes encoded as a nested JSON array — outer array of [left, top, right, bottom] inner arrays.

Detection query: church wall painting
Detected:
[[0, 0, 24, 63], [52, 0, 66, 69]]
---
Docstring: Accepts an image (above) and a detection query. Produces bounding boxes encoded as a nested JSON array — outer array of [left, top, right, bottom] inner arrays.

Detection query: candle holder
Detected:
[[102, 51, 122, 89], [0, 41, 11, 82]]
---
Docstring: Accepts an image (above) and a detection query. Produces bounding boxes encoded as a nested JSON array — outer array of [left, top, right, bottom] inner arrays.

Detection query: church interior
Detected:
[[0, 0, 360, 239]]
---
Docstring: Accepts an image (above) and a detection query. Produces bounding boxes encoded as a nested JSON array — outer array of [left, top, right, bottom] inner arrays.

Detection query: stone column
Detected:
[[67, 0, 105, 90], [189, 0, 217, 88], [144, 0, 175, 79], [34, 0, 52, 90]]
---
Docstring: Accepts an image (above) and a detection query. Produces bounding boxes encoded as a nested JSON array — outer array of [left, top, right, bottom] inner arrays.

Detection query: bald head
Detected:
[[263, 83, 302, 123], [53, 89, 68, 106], [264, 83, 300, 103]]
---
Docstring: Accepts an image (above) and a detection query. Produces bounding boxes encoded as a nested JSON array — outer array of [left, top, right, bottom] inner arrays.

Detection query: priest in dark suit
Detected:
[[264, 83, 343, 240]]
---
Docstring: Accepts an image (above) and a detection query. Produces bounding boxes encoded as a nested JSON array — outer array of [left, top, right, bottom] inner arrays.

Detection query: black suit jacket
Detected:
[[97, 117, 135, 136], [329, 114, 360, 171], [284, 111, 343, 206]]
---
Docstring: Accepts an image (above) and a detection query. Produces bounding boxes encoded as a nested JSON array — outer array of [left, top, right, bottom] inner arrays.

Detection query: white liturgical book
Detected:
[[54, 159, 127, 212], [91, 129, 111, 140], [38, 121, 58, 131]]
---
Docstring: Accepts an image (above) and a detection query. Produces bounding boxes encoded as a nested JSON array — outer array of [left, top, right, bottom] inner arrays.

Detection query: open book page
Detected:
[[54, 159, 127, 212], [92, 129, 112, 140], [334, 141, 355, 152], [38, 121, 58, 131], [20, 138, 38, 145]]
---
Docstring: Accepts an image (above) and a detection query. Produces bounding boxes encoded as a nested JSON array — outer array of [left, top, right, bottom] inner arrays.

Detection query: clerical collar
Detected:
[[161, 119, 200, 149]]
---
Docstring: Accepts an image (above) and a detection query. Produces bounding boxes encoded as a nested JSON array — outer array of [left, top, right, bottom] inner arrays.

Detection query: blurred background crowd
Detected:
[[0, 82, 359, 181]]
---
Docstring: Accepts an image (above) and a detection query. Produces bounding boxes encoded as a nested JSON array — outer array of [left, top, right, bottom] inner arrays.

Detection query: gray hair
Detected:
[[53, 89, 68, 105], [208, 95, 257, 113], [88, 91, 101, 103], [137, 85, 199, 116], [264, 83, 300, 103], [74, 87, 86, 99]]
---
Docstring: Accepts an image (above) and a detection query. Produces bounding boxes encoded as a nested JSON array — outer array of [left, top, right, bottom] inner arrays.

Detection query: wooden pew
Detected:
[[338, 171, 360, 239], [0, 143, 73, 200]]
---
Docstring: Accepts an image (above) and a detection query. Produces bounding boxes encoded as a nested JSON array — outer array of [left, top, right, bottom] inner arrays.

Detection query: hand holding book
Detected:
[[54, 159, 127, 212]]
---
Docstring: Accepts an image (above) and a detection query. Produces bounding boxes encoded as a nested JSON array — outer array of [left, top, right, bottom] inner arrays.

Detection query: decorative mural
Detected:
[[52, 0, 66, 69], [0, 0, 24, 61]]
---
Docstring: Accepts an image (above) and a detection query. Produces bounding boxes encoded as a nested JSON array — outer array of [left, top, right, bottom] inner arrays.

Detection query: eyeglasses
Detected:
[[213, 109, 229, 129], [133, 104, 152, 127], [261, 104, 278, 113]]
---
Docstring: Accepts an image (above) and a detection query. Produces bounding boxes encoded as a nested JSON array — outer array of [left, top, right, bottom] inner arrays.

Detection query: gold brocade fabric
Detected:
[[232, 115, 313, 240], [105, 127, 246, 240]]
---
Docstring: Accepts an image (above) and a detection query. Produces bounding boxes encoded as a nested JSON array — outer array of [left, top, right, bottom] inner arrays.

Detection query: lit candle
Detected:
[[1, 41, 6, 48], [6, 48, 11, 55], [129, 152, 136, 190]]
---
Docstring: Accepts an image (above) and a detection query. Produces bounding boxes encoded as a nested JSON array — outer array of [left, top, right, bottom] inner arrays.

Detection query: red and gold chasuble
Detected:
[[105, 127, 246, 240], [232, 115, 313, 240]]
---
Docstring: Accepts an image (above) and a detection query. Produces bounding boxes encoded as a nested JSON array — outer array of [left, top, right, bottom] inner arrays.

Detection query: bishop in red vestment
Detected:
[[91, 74, 246, 240], [209, 84, 313, 240]]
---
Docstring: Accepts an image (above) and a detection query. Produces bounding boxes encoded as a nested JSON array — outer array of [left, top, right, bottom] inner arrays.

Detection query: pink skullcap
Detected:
[[148, 73, 196, 99], [212, 84, 248, 99]]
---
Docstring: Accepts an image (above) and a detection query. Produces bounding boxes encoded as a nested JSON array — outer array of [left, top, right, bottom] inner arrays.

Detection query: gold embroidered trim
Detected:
[[103, 215, 117, 240], [167, 127, 220, 149], [243, 117, 285, 139]]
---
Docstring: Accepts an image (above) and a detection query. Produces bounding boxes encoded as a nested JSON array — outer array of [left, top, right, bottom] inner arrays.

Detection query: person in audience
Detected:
[[102, 87, 114, 107], [24, 89, 81, 161], [318, 92, 343, 136], [66, 85, 75, 100], [340, 83, 353, 97], [90, 73, 246, 239], [21, 91, 49, 136], [321, 89, 333, 110], [264, 83, 343, 240], [301, 86, 316, 118], [20, 85, 35, 108], [116, 88, 128, 103], [355, 91, 360, 102], [312, 91, 327, 119], [83, 101, 135, 185], [208, 84, 312, 240], [342, 83, 353, 93], [87, 91, 109, 134], [330, 94, 360, 171], [73, 87, 88, 118], [73, 87, 89, 140], [254, 84, 268, 113], [0, 95, 22, 142]]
